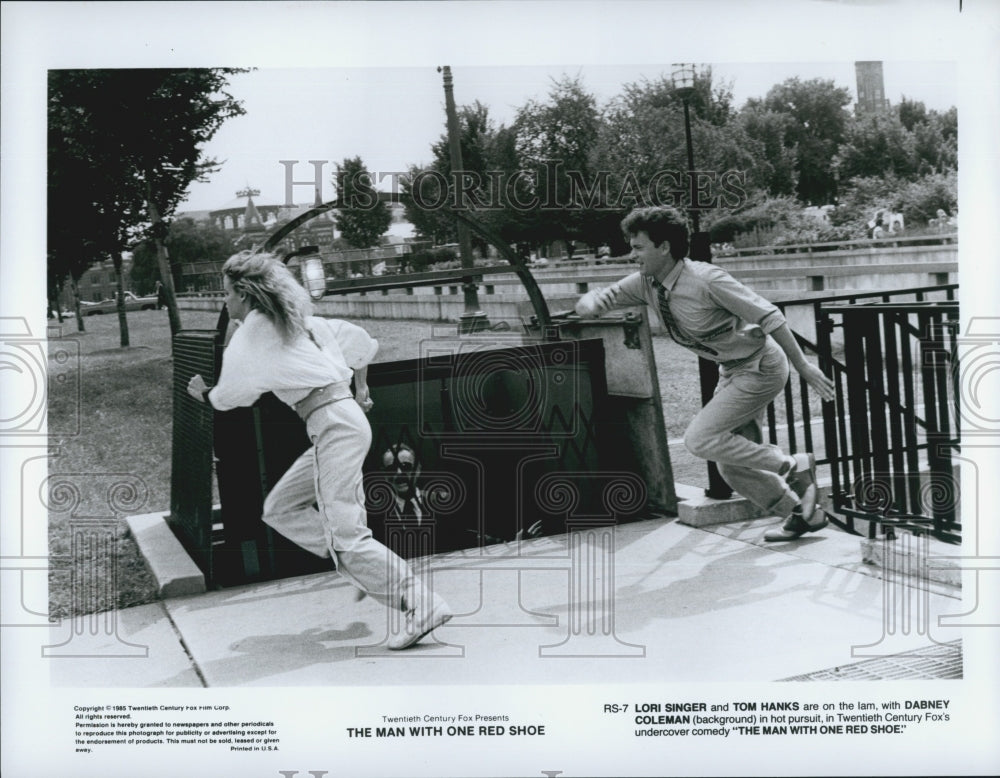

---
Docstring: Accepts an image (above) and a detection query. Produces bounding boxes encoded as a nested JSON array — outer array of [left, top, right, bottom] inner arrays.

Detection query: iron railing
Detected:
[[722, 231, 957, 258], [764, 284, 959, 542]]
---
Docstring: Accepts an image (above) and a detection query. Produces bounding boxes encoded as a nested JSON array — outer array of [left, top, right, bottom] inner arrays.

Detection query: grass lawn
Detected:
[[45, 307, 764, 618]]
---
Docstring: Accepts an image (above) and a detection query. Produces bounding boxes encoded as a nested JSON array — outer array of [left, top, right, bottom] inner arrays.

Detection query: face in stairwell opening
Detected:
[[381, 444, 421, 501]]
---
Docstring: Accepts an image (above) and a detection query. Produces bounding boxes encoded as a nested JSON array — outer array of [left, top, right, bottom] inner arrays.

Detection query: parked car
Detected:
[[80, 291, 158, 316]]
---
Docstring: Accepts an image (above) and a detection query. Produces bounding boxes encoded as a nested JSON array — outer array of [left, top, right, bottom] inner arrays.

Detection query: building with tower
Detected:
[[207, 187, 281, 237], [57, 184, 415, 308], [175, 186, 416, 292]]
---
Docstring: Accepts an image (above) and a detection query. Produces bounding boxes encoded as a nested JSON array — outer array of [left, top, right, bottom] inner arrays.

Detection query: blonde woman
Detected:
[[187, 251, 452, 649]]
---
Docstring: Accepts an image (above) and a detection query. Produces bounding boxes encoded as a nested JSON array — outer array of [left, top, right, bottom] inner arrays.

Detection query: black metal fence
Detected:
[[765, 284, 960, 542], [169, 330, 220, 573]]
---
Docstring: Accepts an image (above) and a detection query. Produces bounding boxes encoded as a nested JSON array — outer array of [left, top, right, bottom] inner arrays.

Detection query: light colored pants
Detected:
[[262, 397, 413, 611], [683, 340, 800, 518]]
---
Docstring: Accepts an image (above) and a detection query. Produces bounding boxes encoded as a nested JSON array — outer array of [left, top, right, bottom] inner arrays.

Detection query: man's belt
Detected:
[[294, 382, 352, 422]]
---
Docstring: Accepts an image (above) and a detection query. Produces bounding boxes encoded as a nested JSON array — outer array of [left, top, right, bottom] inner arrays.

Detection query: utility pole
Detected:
[[439, 65, 488, 333], [673, 63, 731, 500]]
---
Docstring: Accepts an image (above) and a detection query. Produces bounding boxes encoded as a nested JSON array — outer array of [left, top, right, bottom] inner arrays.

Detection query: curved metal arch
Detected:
[[263, 202, 339, 253], [259, 201, 553, 328], [451, 210, 551, 328]]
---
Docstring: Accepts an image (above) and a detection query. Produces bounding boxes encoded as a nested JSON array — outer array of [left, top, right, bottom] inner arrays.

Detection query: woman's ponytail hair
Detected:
[[222, 250, 313, 341]]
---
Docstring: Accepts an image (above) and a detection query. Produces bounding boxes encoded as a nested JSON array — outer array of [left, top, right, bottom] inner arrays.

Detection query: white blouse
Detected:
[[208, 310, 378, 411]]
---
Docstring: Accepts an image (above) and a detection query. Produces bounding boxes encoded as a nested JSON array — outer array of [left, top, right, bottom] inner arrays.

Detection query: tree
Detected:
[[591, 68, 771, 247], [511, 75, 603, 255], [735, 105, 799, 197], [844, 97, 957, 178], [401, 161, 456, 246], [895, 170, 957, 227], [832, 110, 919, 183], [911, 106, 957, 175], [131, 217, 236, 293], [48, 72, 146, 334], [333, 156, 392, 248], [47, 68, 247, 343], [748, 77, 852, 205], [401, 100, 521, 256], [897, 97, 930, 132]]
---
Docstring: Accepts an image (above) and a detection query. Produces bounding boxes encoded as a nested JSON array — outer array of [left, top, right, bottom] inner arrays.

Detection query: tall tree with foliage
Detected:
[[131, 217, 237, 293], [48, 68, 247, 343], [746, 77, 852, 205], [735, 105, 799, 197], [908, 102, 957, 175], [401, 101, 519, 256], [333, 156, 392, 248], [401, 161, 455, 246], [511, 75, 603, 256], [49, 71, 144, 334], [832, 109, 921, 183], [591, 68, 768, 249]]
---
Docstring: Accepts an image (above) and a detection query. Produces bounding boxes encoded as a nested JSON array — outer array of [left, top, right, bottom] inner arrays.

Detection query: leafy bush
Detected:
[[709, 194, 835, 247], [831, 170, 956, 236], [429, 257, 495, 271], [407, 246, 457, 272], [826, 176, 897, 236], [896, 171, 957, 226]]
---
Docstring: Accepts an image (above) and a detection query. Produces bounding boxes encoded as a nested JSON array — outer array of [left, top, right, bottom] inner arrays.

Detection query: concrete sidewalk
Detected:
[[47, 511, 963, 688]]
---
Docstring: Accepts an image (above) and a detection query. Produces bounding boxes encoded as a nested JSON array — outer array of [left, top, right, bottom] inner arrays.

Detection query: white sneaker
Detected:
[[387, 590, 453, 650]]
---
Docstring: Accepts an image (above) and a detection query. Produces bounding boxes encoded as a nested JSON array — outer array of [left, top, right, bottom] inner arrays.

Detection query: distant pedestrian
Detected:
[[155, 281, 166, 309], [187, 250, 452, 648], [576, 206, 836, 541]]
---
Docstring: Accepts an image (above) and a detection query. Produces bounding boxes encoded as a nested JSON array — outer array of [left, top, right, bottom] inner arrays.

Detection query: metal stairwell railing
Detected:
[[766, 284, 959, 541]]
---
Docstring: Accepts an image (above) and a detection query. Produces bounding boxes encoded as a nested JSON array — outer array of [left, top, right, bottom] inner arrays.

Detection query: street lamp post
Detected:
[[673, 64, 700, 238], [671, 63, 732, 500], [439, 65, 489, 334]]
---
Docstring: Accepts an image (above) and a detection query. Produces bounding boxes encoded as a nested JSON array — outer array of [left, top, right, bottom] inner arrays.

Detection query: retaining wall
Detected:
[[178, 241, 958, 334]]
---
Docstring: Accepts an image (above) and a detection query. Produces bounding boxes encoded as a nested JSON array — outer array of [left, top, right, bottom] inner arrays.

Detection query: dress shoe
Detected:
[[763, 507, 828, 542], [786, 452, 818, 519], [387, 588, 453, 650]]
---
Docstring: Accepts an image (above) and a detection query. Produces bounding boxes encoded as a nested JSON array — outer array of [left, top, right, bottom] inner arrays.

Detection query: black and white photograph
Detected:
[[2, 1, 998, 776]]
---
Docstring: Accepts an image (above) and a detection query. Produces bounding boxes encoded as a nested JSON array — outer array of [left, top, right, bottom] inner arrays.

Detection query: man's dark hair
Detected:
[[621, 206, 689, 259]]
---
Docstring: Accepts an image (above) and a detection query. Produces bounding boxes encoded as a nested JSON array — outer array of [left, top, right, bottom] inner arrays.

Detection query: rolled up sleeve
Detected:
[[706, 267, 786, 333], [322, 319, 379, 369]]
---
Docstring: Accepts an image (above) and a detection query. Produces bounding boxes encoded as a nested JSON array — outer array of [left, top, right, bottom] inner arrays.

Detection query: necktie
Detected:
[[402, 498, 422, 525], [652, 280, 680, 342], [652, 280, 717, 356]]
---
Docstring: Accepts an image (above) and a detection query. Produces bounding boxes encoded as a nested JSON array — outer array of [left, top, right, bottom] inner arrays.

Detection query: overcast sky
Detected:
[[178, 59, 957, 213]]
